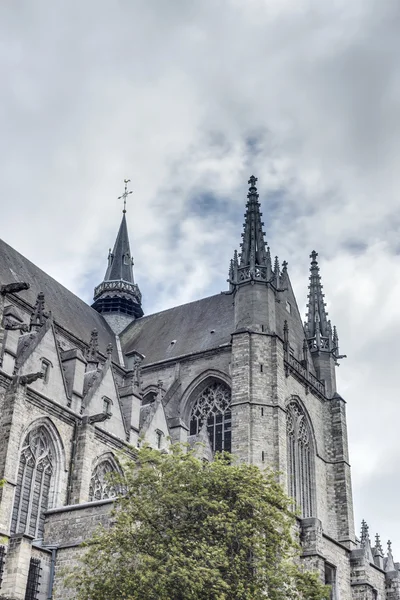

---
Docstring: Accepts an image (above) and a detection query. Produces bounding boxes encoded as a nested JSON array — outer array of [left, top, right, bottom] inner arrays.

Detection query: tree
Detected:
[[72, 445, 329, 600]]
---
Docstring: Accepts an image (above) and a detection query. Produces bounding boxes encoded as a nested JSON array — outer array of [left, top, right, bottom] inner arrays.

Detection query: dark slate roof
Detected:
[[0, 238, 116, 356], [104, 213, 135, 283], [120, 293, 234, 365]]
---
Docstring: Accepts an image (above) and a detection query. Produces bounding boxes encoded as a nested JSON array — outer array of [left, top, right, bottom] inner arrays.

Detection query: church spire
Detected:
[[304, 251, 345, 397], [305, 251, 331, 349], [230, 176, 272, 286], [103, 212, 134, 284], [92, 181, 143, 334]]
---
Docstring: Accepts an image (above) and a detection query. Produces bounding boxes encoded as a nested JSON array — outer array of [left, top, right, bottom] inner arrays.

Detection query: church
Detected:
[[0, 176, 398, 599]]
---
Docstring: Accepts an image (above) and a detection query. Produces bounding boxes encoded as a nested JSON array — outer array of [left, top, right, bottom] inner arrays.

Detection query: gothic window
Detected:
[[102, 396, 112, 415], [88, 459, 119, 501], [286, 401, 314, 518], [24, 558, 41, 600], [155, 430, 163, 449], [11, 427, 55, 539], [189, 381, 231, 453], [40, 359, 51, 383], [324, 563, 337, 600]]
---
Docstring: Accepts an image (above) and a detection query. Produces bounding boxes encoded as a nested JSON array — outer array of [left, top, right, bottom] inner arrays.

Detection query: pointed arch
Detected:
[[10, 418, 65, 539], [286, 397, 316, 518], [88, 452, 122, 502], [184, 372, 232, 454]]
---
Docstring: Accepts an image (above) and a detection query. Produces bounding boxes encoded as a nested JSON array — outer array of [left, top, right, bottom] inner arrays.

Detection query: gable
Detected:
[[18, 325, 69, 405], [84, 363, 127, 441], [140, 398, 170, 451]]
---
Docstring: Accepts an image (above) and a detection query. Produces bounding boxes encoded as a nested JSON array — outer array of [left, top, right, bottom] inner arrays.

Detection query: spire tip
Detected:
[[118, 178, 132, 214]]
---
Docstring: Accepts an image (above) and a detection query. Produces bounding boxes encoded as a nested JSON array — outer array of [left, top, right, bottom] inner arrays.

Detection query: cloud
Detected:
[[1, 0, 400, 552]]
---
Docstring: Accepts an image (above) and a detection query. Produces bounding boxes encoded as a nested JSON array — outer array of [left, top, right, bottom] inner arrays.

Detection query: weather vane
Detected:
[[118, 179, 132, 213]]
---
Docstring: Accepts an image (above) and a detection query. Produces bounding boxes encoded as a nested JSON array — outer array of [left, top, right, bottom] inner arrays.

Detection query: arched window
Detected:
[[189, 381, 231, 453], [11, 426, 55, 538], [89, 458, 119, 501], [286, 401, 315, 518]]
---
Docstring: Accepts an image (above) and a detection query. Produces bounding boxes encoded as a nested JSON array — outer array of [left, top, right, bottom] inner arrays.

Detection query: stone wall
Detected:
[[44, 500, 114, 600]]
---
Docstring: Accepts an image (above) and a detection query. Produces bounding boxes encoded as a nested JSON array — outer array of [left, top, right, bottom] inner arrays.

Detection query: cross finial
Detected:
[[310, 250, 318, 262], [248, 175, 258, 189], [118, 179, 132, 214]]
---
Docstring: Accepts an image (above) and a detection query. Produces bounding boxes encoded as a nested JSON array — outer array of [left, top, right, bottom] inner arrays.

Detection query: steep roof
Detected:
[[0, 238, 116, 354], [120, 293, 234, 365], [104, 213, 135, 283]]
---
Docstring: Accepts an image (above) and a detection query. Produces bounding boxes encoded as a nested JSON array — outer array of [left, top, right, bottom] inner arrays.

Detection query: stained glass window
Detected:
[[89, 459, 118, 501], [286, 401, 314, 518], [189, 381, 231, 453], [11, 427, 55, 539]]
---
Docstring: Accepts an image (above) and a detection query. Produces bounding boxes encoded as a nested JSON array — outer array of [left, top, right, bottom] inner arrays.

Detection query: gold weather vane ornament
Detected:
[[118, 179, 132, 213]]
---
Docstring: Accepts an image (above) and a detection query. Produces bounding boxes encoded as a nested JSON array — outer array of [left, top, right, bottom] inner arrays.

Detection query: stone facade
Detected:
[[0, 177, 398, 599]]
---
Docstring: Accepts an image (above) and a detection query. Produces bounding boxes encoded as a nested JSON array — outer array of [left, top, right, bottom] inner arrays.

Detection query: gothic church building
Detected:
[[0, 177, 397, 599]]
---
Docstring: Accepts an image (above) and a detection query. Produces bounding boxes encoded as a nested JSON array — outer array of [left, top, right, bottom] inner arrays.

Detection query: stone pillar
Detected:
[[60, 349, 86, 413], [1, 534, 32, 599], [234, 282, 276, 334], [230, 329, 286, 475], [0, 385, 26, 534], [68, 421, 95, 505], [168, 417, 188, 445], [330, 394, 356, 547], [312, 352, 337, 399], [119, 370, 141, 445]]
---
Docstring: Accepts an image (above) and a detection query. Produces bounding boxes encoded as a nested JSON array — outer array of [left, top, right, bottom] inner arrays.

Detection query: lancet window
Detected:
[[88, 458, 119, 501], [286, 401, 314, 518], [189, 381, 231, 453], [10, 426, 55, 539]]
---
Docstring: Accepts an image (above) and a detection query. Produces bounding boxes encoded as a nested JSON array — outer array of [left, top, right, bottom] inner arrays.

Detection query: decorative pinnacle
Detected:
[[118, 178, 132, 214], [30, 292, 48, 331], [282, 260, 288, 273], [248, 175, 258, 190], [375, 534, 384, 555], [229, 259, 234, 280], [361, 519, 369, 544], [388, 540, 393, 554], [86, 329, 99, 363], [106, 343, 113, 356]]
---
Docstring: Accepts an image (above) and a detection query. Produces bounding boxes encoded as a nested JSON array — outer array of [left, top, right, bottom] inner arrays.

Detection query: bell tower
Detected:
[[92, 180, 143, 334]]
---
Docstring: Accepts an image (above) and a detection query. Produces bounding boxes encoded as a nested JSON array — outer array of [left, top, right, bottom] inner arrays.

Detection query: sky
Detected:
[[1, 0, 400, 554]]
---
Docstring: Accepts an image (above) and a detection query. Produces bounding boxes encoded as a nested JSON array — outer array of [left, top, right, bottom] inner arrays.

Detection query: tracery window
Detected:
[[88, 459, 119, 501], [189, 381, 231, 453], [11, 426, 55, 539], [286, 401, 314, 518]]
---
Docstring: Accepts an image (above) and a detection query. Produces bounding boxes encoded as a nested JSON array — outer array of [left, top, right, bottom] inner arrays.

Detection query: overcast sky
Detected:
[[2, 0, 400, 554]]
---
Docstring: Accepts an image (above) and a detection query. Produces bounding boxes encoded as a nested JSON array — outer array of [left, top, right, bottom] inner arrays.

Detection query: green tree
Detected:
[[73, 445, 329, 600]]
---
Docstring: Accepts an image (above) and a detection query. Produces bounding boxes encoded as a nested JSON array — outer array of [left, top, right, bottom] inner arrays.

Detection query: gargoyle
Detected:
[[19, 371, 45, 385], [3, 317, 29, 333], [0, 282, 30, 296], [87, 412, 112, 425]]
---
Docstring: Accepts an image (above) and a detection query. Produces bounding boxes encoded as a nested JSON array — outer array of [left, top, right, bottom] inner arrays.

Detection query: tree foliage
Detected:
[[72, 445, 329, 600]]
